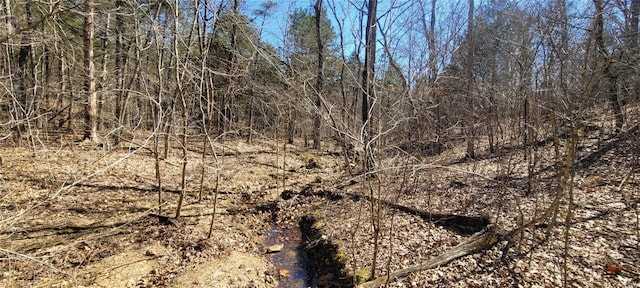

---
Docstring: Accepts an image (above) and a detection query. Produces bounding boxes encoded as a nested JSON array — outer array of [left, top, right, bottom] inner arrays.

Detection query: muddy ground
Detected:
[[0, 123, 639, 287]]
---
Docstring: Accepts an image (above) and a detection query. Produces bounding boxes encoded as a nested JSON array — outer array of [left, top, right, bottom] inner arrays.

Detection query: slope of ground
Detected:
[[0, 116, 639, 287], [290, 119, 640, 287], [0, 136, 337, 287]]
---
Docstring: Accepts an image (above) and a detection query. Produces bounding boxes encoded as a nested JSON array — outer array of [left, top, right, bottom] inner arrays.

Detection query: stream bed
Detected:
[[265, 225, 314, 287]]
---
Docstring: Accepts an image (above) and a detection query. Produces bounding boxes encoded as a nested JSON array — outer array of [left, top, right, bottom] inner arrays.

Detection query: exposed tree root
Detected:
[[357, 226, 500, 288]]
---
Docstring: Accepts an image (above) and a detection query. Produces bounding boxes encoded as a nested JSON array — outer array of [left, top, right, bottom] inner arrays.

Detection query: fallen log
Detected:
[[382, 201, 490, 235], [357, 225, 500, 288], [350, 192, 490, 234]]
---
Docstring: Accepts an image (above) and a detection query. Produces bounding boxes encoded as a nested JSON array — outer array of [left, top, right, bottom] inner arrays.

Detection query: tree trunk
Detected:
[[113, 0, 129, 144], [174, 0, 187, 220], [287, 104, 295, 145], [313, 0, 324, 150], [84, 0, 98, 142], [631, 0, 640, 103], [358, 227, 499, 288], [220, 0, 239, 135], [361, 0, 377, 173], [14, 0, 34, 146], [594, 0, 624, 132], [361, 0, 378, 280], [465, 0, 475, 159], [3, 0, 19, 143], [417, 0, 438, 145], [2, 0, 11, 36], [154, 11, 165, 216], [621, 0, 640, 105], [2, 0, 13, 78], [98, 12, 110, 130], [428, 0, 438, 142]]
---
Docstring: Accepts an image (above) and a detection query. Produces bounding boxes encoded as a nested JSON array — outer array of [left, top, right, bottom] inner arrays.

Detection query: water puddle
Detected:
[[265, 225, 313, 287]]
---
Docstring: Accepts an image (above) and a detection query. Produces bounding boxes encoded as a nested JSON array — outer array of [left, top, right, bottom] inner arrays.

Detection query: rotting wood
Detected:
[[383, 200, 490, 234], [353, 193, 490, 234], [357, 226, 499, 288]]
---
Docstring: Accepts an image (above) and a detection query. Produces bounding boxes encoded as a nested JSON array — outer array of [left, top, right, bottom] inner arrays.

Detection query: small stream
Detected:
[[265, 225, 315, 287]]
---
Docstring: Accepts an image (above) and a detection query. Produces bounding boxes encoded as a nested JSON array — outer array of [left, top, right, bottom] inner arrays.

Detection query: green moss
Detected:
[[334, 250, 348, 263], [312, 220, 325, 230], [333, 250, 370, 285], [353, 267, 372, 284], [584, 175, 601, 187], [303, 152, 317, 162]]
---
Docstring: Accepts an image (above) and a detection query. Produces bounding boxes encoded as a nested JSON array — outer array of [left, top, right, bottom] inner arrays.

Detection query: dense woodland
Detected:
[[1, 0, 640, 287], [0, 0, 638, 161]]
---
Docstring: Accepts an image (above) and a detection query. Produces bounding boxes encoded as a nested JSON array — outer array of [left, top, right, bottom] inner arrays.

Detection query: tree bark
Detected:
[[594, 0, 624, 132], [631, 0, 640, 103], [465, 0, 475, 158], [358, 227, 499, 288], [84, 0, 98, 142], [3, 0, 18, 142], [427, 0, 438, 141], [621, 0, 640, 105], [114, 0, 125, 136], [174, 0, 187, 219], [2, 0, 11, 35], [220, 0, 240, 135], [361, 0, 379, 280], [313, 0, 324, 150], [361, 0, 377, 172], [98, 12, 110, 130]]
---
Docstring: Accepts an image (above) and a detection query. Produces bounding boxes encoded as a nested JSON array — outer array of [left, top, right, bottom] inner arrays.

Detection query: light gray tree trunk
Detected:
[[84, 0, 98, 142]]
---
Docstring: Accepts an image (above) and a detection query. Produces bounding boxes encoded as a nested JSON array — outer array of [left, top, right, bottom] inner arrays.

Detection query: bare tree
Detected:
[[2, 0, 12, 41], [3, 0, 17, 144], [362, 0, 377, 172], [113, 0, 126, 144], [465, 0, 475, 158], [174, 0, 188, 220], [594, 0, 624, 132], [313, 0, 324, 149], [84, 0, 98, 142], [631, 0, 640, 103], [13, 0, 36, 146], [361, 0, 379, 280], [620, 0, 640, 105]]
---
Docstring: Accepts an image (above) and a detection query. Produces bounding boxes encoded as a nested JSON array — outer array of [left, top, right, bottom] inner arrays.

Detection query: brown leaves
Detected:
[[605, 262, 623, 275]]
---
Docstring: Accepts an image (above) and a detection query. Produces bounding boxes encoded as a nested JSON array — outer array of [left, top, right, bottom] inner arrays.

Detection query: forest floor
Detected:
[[1, 116, 639, 287]]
